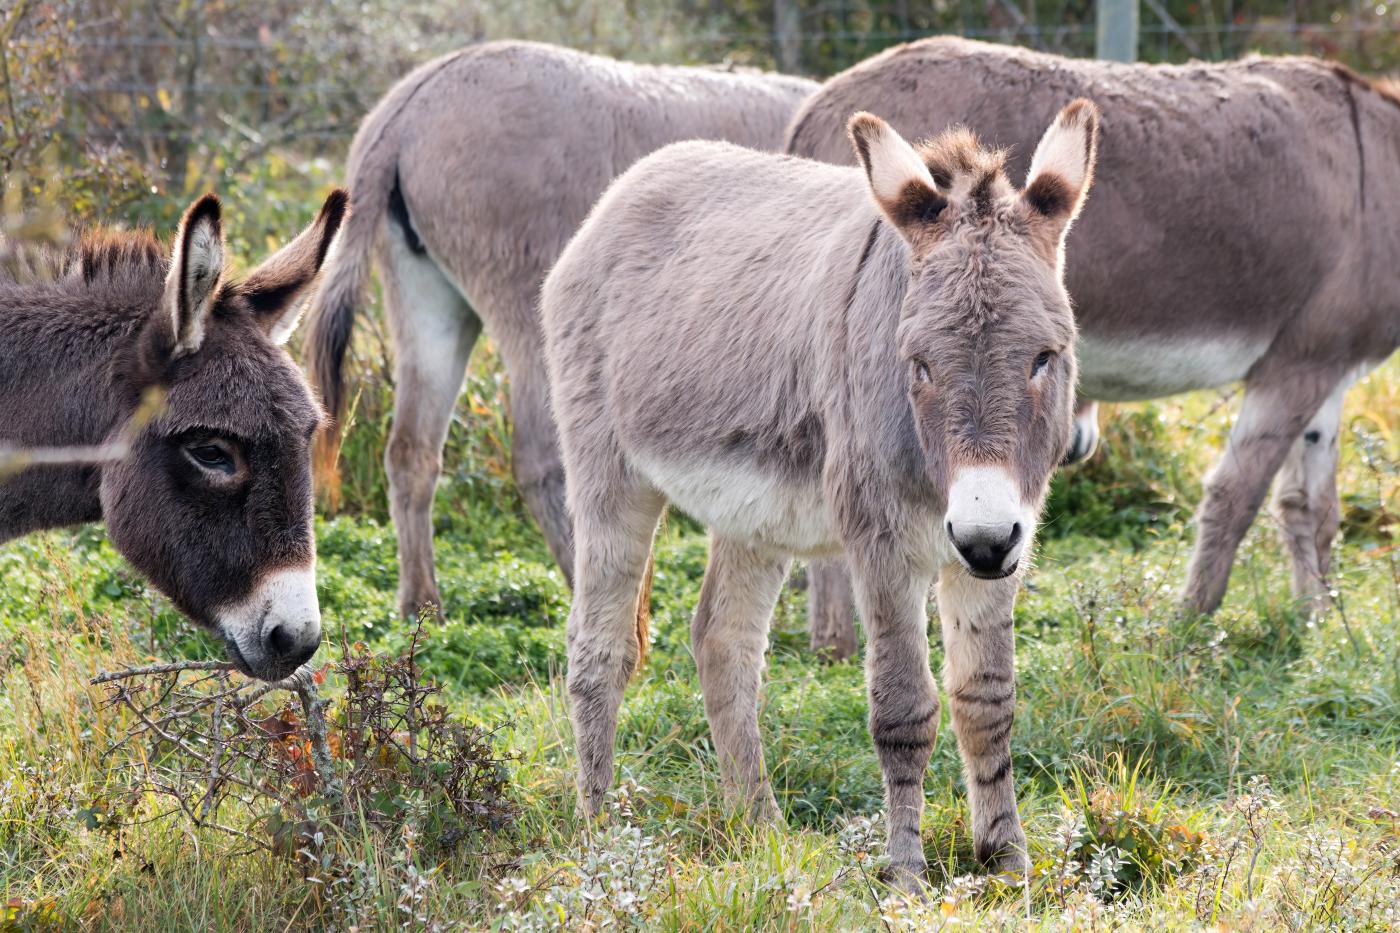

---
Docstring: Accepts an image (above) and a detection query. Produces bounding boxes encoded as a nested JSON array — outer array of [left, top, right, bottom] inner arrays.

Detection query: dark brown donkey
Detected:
[[1, 192, 347, 682]]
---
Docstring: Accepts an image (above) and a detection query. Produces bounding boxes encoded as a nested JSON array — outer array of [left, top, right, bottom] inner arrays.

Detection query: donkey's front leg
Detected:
[[851, 560, 939, 890], [937, 570, 1026, 873], [692, 536, 790, 820]]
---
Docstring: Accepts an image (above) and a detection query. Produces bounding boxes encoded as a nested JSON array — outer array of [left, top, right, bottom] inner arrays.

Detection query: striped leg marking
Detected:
[[856, 571, 938, 891], [938, 570, 1026, 873]]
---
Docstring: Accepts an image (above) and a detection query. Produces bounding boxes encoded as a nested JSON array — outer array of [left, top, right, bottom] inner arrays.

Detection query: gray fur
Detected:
[[543, 103, 1099, 886], [787, 37, 1400, 645], [305, 40, 817, 619]]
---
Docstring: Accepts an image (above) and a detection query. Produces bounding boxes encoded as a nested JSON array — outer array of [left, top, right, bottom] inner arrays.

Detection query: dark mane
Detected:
[[1, 226, 167, 289], [69, 228, 168, 286], [1330, 61, 1400, 110], [1372, 75, 1400, 107], [916, 126, 1012, 214]]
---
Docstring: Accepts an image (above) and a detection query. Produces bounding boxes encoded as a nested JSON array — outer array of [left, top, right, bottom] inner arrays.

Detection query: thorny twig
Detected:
[[90, 658, 342, 851], [86, 628, 517, 874]]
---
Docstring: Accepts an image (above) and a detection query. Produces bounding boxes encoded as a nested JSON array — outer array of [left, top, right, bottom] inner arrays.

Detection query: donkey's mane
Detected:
[[1364, 73, 1400, 108], [915, 127, 1010, 212], [1322, 60, 1400, 111], [1, 227, 166, 290], [68, 228, 168, 286]]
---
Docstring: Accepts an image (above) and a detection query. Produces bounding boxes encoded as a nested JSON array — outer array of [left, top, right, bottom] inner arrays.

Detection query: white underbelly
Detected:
[[634, 454, 840, 557], [1077, 334, 1270, 401]]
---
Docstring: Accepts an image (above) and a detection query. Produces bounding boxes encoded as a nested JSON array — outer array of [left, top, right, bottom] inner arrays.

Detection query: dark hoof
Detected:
[[878, 860, 930, 896]]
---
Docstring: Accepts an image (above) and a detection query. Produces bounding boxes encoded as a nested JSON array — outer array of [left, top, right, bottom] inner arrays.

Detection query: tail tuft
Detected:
[[633, 553, 655, 676]]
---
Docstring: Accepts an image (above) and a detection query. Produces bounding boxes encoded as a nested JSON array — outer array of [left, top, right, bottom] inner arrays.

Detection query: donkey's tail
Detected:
[[304, 138, 394, 500], [633, 552, 655, 676], [304, 50, 469, 500], [630, 511, 667, 676]]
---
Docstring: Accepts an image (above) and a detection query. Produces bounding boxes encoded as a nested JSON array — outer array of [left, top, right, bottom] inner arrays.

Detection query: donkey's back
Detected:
[[786, 37, 1394, 371], [544, 141, 872, 555]]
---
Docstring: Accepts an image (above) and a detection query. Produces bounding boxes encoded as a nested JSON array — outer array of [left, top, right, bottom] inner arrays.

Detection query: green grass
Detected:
[[4, 352, 1400, 930]]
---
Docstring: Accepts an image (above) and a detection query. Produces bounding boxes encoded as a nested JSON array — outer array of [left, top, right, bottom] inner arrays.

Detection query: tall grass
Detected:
[[4, 226, 1400, 926]]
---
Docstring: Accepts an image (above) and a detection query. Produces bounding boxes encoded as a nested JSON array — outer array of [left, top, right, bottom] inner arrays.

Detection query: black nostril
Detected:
[[265, 623, 297, 658], [1007, 523, 1022, 549], [946, 520, 956, 540]]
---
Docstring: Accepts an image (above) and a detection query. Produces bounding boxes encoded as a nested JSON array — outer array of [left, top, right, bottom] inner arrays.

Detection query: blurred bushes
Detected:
[[1043, 403, 1205, 544]]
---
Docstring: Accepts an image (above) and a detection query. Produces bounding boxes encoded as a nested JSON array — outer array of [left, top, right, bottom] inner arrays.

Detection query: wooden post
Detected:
[[774, 0, 802, 73], [1096, 0, 1138, 62]]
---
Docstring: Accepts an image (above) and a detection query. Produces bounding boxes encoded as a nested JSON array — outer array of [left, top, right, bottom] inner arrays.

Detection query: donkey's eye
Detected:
[[913, 360, 932, 384], [185, 442, 235, 475], [1031, 350, 1056, 377]]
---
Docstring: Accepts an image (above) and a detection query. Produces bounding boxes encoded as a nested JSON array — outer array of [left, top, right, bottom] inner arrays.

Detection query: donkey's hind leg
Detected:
[[1272, 380, 1350, 613], [494, 310, 575, 587], [1183, 365, 1348, 615], [807, 557, 859, 660], [937, 571, 1026, 874], [381, 231, 481, 621], [692, 536, 790, 821], [567, 476, 666, 818]]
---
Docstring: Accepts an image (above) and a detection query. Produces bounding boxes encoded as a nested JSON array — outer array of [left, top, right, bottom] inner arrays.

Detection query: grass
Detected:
[[4, 340, 1400, 929]]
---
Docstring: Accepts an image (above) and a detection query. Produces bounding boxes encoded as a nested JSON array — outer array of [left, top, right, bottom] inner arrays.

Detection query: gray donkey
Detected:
[[787, 38, 1400, 655], [544, 101, 1100, 885], [306, 40, 817, 620], [1, 192, 346, 681]]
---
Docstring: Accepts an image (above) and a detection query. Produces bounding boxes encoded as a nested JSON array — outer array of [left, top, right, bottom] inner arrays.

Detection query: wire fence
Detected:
[[16, 0, 1399, 212], [60, 3, 1398, 123]]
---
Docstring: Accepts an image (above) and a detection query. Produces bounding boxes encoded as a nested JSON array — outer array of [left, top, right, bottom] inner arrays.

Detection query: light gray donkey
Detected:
[[306, 40, 817, 620], [787, 38, 1400, 655], [544, 100, 1101, 886]]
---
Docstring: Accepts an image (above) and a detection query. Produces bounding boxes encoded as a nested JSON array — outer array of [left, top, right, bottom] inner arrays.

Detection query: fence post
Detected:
[[774, 0, 802, 73], [1096, 0, 1139, 62]]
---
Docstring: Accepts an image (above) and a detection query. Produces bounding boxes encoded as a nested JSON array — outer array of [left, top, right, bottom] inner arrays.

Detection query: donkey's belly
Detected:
[[1077, 333, 1270, 402], [634, 454, 840, 557]]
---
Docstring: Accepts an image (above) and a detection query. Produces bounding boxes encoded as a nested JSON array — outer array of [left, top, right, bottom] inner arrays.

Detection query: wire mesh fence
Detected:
[[6, 0, 1397, 225], [56, 0, 1400, 150]]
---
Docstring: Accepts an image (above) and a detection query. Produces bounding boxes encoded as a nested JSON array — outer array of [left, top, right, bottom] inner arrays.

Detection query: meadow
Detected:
[[3, 271, 1400, 929]]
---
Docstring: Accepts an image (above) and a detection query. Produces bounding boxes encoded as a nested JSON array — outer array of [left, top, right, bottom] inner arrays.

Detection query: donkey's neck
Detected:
[[0, 281, 157, 541]]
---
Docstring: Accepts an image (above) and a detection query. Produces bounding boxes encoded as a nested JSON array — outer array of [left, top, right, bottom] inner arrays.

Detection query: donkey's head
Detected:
[[849, 101, 1099, 579], [102, 191, 347, 681]]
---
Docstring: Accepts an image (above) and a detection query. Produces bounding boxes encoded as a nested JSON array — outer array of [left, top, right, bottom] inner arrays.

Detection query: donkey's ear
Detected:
[[242, 189, 349, 345], [1021, 99, 1100, 239], [848, 112, 947, 245], [165, 194, 226, 357]]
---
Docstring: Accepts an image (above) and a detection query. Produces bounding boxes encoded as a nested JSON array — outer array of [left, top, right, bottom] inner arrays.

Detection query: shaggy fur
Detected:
[[304, 40, 817, 620], [543, 103, 1098, 887], [786, 37, 1400, 645], [0, 192, 346, 681]]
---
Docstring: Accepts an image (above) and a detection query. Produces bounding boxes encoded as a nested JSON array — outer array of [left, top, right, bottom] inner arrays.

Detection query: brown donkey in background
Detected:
[[0, 192, 346, 682], [544, 102, 1099, 886], [788, 37, 1400, 654], [306, 40, 817, 621]]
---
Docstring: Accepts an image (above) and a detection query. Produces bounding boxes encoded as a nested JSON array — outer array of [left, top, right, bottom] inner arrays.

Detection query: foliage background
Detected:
[[3, 1, 1400, 929]]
